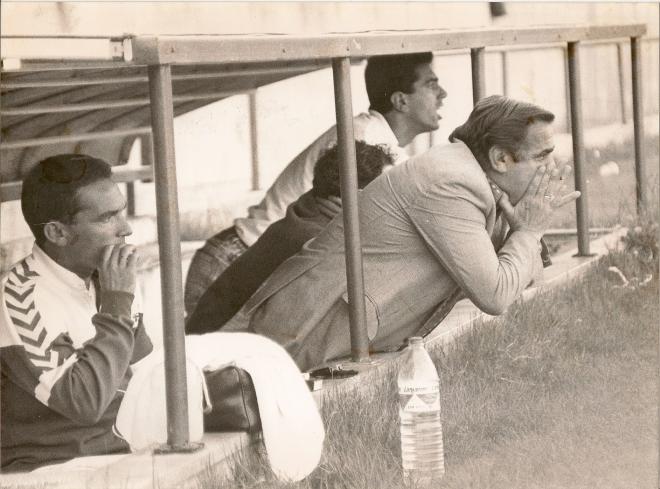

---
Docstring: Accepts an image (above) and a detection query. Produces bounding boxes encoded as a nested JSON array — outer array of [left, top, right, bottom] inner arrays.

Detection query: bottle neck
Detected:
[[409, 337, 424, 350]]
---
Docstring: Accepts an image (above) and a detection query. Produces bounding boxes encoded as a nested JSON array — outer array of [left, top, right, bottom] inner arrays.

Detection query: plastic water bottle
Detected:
[[398, 336, 445, 485]]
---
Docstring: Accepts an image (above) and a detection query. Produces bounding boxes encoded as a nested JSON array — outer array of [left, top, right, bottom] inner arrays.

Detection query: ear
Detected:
[[389, 91, 408, 113], [43, 222, 72, 247], [487, 146, 515, 173]]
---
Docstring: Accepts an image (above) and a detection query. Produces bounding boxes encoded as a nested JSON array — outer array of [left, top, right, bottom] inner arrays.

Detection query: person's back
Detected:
[[186, 141, 394, 334]]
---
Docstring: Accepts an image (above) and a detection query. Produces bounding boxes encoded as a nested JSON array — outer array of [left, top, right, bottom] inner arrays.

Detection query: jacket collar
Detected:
[[32, 244, 92, 292]]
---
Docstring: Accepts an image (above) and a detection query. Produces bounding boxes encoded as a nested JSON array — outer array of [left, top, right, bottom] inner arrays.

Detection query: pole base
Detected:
[[153, 441, 204, 455], [573, 252, 598, 258]]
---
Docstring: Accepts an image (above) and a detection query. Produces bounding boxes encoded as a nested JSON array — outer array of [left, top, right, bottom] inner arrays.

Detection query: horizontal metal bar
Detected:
[[1, 38, 128, 61], [1, 64, 322, 89], [0, 182, 22, 202], [1, 26, 648, 76], [1, 91, 241, 115], [132, 24, 646, 64], [111, 166, 154, 183], [1, 166, 153, 202], [2, 75, 147, 89], [0, 126, 151, 149], [544, 227, 616, 237], [1, 60, 136, 72]]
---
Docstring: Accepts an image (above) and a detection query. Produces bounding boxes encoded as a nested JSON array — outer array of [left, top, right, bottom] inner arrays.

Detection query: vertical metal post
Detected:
[[126, 182, 136, 216], [566, 42, 591, 256], [332, 57, 370, 364], [125, 134, 155, 217], [616, 42, 627, 124], [146, 64, 199, 452], [248, 90, 261, 191], [141, 134, 154, 168], [563, 47, 572, 133], [501, 50, 509, 97], [470, 47, 486, 104], [630, 36, 647, 215]]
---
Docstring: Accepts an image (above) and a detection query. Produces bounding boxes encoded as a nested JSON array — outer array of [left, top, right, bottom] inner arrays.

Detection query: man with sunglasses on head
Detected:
[[222, 96, 580, 372], [0, 154, 153, 472]]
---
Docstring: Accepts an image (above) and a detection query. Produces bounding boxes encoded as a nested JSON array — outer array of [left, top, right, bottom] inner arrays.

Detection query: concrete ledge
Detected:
[[0, 432, 254, 489]]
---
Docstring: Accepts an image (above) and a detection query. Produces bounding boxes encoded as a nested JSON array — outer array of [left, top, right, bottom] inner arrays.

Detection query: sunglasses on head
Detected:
[[39, 156, 88, 184]]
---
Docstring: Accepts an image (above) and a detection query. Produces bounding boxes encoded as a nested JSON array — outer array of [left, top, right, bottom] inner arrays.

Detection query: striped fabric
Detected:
[[4, 257, 63, 371]]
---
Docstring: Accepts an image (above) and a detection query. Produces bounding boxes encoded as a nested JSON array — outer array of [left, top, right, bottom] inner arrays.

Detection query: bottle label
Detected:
[[399, 384, 440, 412]]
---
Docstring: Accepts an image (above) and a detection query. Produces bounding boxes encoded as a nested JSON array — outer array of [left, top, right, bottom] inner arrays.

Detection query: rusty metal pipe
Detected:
[[146, 64, 193, 450], [630, 36, 647, 215], [331, 57, 370, 364], [566, 42, 591, 256], [471, 47, 486, 104]]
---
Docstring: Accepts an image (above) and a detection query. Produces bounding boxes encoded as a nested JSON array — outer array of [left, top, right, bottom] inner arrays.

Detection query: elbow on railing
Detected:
[[472, 295, 508, 316]]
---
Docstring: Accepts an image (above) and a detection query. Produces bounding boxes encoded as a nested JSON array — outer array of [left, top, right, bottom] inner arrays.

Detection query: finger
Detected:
[[125, 248, 139, 269], [108, 244, 124, 267], [118, 245, 136, 265], [526, 165, 547, 197], [545, 167, 565, 197], [536, 166, 553, 198], [498, 192, 515, 220], [99, 245, 114, 267], [552, 191, 581, 208], [327, 195, 343, 207]]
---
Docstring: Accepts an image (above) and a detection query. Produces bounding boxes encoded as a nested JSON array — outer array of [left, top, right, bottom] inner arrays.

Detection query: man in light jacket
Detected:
[[221, 96, 580, 372]]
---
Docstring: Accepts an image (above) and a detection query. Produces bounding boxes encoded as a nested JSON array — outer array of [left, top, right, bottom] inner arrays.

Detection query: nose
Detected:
[[117, 214, 132, 238], [437, 85, 447, 101]]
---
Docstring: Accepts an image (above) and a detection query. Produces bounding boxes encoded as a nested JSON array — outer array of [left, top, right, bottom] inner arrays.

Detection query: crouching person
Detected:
[[1, 154, 153, 472], [186, 141, 394, 334]]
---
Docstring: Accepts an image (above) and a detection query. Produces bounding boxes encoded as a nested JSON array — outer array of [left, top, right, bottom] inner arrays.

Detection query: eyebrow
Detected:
[[96, 201, 127, 220], [534, 146, 555, 158]]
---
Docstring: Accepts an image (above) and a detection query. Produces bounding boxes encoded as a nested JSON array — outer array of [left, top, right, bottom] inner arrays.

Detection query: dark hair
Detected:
[[21, 154, 113, 246], [365, 52, 434, 114], [449, 95, 555, 170], [312, 141, 394, 199]]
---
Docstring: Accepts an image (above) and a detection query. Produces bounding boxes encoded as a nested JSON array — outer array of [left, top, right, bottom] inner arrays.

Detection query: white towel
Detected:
[[185, 332, 325, 482], [116, 332, 325, 482]]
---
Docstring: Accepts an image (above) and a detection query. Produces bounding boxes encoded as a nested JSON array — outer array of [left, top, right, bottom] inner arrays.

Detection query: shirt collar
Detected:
[[367, 109, 403, 149], [32, 243, 91, 291], [453, 139, 501, 206]]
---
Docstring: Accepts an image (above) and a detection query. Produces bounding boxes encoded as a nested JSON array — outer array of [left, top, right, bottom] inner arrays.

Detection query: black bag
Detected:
[[203, 366, 262, 433]]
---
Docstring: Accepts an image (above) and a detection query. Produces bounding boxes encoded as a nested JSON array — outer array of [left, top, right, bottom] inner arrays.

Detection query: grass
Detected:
[[198, 223, 658, 489], [549, 134, 659, 229]]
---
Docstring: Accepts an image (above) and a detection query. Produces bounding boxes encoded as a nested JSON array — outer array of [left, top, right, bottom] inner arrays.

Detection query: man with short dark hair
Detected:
[[0, 154, 153, 472], [184, 52, 447, 314], [186, 141, 394, 335], [222, 96, 581, 372]]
